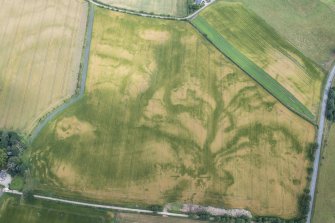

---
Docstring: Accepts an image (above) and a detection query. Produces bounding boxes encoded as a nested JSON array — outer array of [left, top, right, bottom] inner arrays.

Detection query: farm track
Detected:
[[308, 64, 335, 223], [3, 189, 188, 218], [86, 0, 216, 20], [28, 3, 94, 143]]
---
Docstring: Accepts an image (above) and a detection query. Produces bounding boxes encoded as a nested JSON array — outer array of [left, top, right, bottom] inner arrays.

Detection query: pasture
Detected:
[[224, 0, 335, 69], [0, 0, 88, 134], [196, 2, 325, 117], [312, 124, 335, 223], [29, 8, 315, 218], [98, 0, 189, 17], [0, 194, 112, 223]]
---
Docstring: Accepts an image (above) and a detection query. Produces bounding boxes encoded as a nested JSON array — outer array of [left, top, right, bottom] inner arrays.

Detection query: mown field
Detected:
[[0, 194, 111, 223], [312, 123, 335, 223], [29, 8, 315, 218], [99, 0, 189, 17], [0, 0, 87, 134], [224, 0, 335, 69], [196, 2, 325, 117]]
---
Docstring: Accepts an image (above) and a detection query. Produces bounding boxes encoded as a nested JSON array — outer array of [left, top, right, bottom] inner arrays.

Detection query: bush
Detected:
[[22, 189, 34, 203], [298, 190, 311, 217], [9, 176, 24, 191], [148, 204, 163, 213], [306, 143, 318, 162]]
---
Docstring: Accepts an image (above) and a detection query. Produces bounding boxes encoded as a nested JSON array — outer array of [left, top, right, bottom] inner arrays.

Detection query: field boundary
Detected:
[[307, 64, 335, 223], [28, 2, 95, 144], [190, 17, 316, 124], [2, 189, 188, 218], [86, 0, 216, 20]]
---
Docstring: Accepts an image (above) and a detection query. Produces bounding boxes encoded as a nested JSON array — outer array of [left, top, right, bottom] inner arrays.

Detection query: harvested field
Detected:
[[0, 0, 88, 134], [99, 0, 189, 17], [225, 0, 335, 69], [196, 2, 325, 116], [29, 8, 315, 218]]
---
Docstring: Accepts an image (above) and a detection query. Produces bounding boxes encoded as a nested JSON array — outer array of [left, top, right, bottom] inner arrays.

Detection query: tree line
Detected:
[[188, 211, 307, 223], [0, 131, 26, 176], [326, 87, 335, 121]]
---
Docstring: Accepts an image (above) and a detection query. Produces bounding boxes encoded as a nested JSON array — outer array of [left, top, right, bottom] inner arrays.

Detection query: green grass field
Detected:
[[191, 16, 315, 122], [0, 194, 112, 223], [99, 0, 189, 17], [195, 2, 325, 118], [224, 0, 335, 70], [28, 7, 316, 218], [312, 123, 335, 223]]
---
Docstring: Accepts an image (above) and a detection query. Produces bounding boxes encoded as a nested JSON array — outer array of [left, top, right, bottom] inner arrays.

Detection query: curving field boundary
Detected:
[[28, 3, 94, 143], [86, 0, 216, 20]]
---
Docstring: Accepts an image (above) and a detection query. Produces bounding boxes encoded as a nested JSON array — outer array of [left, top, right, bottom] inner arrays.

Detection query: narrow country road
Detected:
[[307, 64, 335, 223], [86, 0, 216, 20], [2, 189, 188, 218]]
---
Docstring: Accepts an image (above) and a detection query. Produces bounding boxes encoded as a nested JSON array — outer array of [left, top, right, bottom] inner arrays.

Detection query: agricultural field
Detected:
[[312, 124, 335, 223], [28, 8, 316, 218], [191, 17, 314, 122], [0, 0, 88, 135], [99, 0, 189, 17], [196, 1, 325, 117], [224, 0, 335, 69], [321, 0, 335, 11], [0, 194, 112, 223]]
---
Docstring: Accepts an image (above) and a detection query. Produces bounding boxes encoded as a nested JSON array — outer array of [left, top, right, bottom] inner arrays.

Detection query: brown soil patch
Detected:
[[55, 116, 95, 140], [139, 30, 170, 43]]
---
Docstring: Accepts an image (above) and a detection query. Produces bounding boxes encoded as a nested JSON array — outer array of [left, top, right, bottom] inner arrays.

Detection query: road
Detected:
[[3, 189, 188, 218], [87, 0, 216, 20], [307, 64, 335, 223]]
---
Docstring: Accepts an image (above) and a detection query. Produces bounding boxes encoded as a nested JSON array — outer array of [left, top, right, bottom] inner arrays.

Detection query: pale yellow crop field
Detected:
[[0, 0, 88, 134]]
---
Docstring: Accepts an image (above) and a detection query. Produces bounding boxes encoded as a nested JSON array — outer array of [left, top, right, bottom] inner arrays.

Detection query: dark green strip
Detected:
[[191, 16, 315, 122]]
